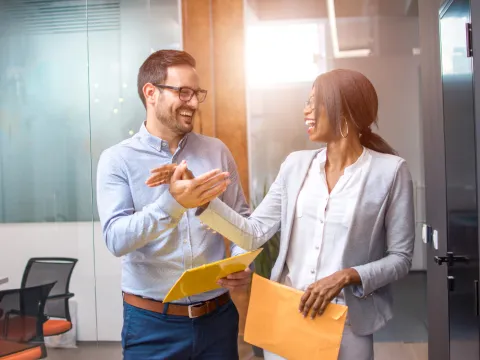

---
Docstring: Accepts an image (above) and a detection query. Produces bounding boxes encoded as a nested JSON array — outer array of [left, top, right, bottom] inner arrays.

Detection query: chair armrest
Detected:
[[47, 293, 74, 300]]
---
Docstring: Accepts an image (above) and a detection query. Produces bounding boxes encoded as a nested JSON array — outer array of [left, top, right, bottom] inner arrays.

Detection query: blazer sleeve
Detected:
[[196, 159, 287, 251], [351, 160, 415, 298]]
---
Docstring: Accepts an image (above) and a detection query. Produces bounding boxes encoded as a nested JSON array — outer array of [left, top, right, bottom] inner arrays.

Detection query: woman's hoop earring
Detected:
[[340, 117, 349, 138]]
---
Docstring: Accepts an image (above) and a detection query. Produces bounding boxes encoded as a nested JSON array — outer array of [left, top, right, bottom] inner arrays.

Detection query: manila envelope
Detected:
[[244, 274, 348, 360], [163, 249, 262, 303]]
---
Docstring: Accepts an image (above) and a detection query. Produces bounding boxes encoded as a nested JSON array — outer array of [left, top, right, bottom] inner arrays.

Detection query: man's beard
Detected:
[[155, 106, 194, 135]]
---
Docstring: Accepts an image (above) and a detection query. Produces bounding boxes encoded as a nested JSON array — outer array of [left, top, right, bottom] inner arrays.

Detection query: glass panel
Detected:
[[88, 0, 182, 345], [0, 0, 182, 356], [0, 1, 92, 223], [0, 0, 97, 352], [245, 0, 427, 357]]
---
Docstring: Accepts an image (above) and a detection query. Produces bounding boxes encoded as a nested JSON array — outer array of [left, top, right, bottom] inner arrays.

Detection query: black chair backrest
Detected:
[[21, 258, 77, 320], [0, 282, 55, 357]]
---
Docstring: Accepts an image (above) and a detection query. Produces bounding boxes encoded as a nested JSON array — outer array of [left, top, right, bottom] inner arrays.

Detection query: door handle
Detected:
[[434, 252, 469, 266], [466, 23, 473, 57], [475, 280, 479, 316], [448, 276, 455, 292]]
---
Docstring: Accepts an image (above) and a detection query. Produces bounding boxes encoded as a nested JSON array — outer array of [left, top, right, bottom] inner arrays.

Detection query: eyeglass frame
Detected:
[[304, 96, 315, 110], [153, 84, 208, 103]]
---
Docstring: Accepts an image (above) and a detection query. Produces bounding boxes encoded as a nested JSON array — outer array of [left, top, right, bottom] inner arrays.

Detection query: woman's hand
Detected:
[[299, 268, 360, 319], [145, 163, 194, 187]]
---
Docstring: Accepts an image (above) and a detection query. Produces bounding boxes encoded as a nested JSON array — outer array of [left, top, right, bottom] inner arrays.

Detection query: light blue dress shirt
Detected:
[[96, 123, 250, 304]]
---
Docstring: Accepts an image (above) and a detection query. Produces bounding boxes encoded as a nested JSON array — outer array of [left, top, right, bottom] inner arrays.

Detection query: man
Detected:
[[96, 50, 252, 360]]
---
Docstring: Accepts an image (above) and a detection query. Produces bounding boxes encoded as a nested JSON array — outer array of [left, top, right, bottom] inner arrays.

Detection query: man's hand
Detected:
[[145, 163, 194, 187], [169, 161, 230, 208], [217, 268, 252, 293]]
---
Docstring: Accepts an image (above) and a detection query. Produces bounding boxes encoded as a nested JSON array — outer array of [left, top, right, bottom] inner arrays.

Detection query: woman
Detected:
[[147, 69, 415, 360]]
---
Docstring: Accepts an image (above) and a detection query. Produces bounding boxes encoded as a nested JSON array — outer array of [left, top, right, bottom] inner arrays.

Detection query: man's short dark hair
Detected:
[[137, 50, 196, 108]]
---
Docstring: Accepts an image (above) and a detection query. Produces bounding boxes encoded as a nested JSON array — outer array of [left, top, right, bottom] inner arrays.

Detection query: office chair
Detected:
[[21, 258, 78, 337], [0, 282, 55, 359]]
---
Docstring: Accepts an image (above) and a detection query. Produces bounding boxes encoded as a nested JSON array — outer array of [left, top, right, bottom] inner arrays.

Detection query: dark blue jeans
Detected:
[[122, 299, 239, 360]]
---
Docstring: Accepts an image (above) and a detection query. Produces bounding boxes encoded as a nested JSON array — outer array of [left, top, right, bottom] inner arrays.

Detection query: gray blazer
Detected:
[[198, 148, 415, 335]]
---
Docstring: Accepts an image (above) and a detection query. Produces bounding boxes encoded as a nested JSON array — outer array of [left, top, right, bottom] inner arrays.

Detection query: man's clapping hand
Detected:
[[168, 161, 230, 208], [145, 163, 194, 187]]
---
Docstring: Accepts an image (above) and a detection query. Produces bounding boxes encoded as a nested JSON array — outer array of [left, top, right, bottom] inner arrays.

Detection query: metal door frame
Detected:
[[419, 0, 450, 358], [472, 0, 480, 337]]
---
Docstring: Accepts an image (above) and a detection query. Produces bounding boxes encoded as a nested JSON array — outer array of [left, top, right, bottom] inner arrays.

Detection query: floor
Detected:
[[46, 273, 428, 359], [46, 339, 428, 360], [374, 272, 428, 343]]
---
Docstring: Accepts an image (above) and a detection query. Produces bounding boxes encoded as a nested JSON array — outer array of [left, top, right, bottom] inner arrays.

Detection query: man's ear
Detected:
[[143, 83, 158, 107]]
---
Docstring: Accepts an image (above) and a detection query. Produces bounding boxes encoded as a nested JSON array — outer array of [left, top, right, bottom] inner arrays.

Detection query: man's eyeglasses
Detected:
[[153, 84, 208, 103]]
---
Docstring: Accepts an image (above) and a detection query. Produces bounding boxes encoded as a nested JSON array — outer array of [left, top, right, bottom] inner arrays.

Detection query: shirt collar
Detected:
[[317, 147, 367, 175], [138, 122, 189, 152]]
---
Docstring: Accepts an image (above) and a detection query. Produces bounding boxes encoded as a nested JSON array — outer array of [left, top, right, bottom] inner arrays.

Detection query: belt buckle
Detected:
[[188, 303, 203, 319]]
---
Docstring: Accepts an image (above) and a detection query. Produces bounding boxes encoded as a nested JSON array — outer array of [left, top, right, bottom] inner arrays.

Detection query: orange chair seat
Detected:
[[43, 319, 72, 336], [0, 340, 42, 360]]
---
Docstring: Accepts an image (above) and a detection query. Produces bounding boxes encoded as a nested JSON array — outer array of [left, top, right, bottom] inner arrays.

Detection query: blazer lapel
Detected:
[[281, 150, 322, 258], [342, 153, 389, 268]]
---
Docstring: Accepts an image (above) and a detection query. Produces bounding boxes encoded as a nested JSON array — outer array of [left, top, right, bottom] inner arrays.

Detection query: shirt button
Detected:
[[315, 246, 320, 250], [183, 240, 187, 244], [310, 269, 315, 274]]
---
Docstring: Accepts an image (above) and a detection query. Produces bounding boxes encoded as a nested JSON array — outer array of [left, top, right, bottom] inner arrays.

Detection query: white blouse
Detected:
[[280, 147, 372, 300]]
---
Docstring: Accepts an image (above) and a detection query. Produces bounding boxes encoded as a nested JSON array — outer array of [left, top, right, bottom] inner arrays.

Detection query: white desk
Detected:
[[0, 276, 8, 286]]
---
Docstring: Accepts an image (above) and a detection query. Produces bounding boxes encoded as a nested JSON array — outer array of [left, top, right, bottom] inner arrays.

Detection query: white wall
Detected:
[[0, 222, 123, 341]]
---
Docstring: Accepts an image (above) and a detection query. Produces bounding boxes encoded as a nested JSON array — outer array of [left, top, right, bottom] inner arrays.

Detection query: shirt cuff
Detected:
[[351, 284, 366, 298], [350, 265, 371, 299], [155, 190, 186, 219]]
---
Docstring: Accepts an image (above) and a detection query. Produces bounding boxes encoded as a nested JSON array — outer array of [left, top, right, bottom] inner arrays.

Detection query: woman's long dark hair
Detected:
[[313, 69, 397, 155]]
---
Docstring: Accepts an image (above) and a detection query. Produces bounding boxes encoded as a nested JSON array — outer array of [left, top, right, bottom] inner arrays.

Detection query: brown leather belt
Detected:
[[123, 292, 231, 319]]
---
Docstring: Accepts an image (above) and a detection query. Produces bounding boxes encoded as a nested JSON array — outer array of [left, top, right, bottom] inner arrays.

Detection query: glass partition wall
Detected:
[[0, 0, 181, 355], [244, 0, 427, 359]]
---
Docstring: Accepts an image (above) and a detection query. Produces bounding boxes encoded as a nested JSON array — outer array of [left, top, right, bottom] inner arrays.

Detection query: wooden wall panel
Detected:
[[211, 0, 249, 203], [182, 0, 250, 202], [182, 0, 215, 137]]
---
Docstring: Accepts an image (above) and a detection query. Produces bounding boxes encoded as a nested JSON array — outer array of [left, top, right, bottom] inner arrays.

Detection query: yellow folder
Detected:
[[245, 274, 348, 360], [163, 248, 263, 303]]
